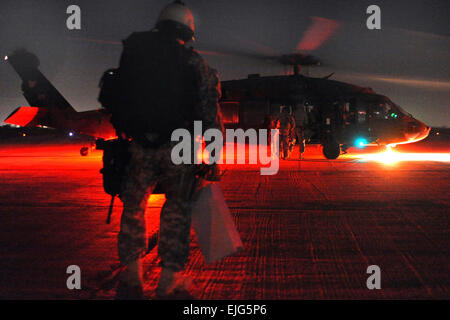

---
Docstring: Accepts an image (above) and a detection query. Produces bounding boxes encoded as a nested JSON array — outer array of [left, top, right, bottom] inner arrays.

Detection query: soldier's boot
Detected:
[[155, 267, 195, 299], [115, 259, 144, 300]]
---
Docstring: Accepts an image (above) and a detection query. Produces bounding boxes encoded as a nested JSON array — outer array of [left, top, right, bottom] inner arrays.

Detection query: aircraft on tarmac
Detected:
[[3, 16, 431, 159], [218, 61, 431, 159], [202, 17, 430, 159], [4, 49, 116, 156]]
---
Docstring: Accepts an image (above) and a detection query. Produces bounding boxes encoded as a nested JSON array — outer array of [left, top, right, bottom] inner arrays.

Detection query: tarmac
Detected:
[[0, 135, 448, 299]]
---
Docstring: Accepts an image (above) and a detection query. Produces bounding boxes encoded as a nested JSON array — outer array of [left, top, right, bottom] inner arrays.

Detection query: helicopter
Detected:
[[196, 16, 431, 159], [4, 49, 116, 156], [4, 48, 430, 159], [217, 53, 431, 159]]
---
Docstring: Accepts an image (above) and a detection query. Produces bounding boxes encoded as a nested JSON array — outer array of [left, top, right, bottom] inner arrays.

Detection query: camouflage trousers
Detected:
[[280, 133, 291, 159], [118, 140, 197, 271]]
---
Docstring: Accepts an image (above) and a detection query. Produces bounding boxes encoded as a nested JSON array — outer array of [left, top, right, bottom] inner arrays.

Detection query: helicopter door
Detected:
[[241, 100, 268, 129], [220, 101, 240, 126], [294, 104, 308, 127], [344, 99, 355, 124], [269, 103, 283, 115]]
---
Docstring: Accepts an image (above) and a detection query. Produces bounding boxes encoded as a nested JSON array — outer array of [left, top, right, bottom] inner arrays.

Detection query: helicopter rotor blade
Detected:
[[66, 24, 447, 90], [200, 16, 340, 67], [68, 27, 329, 68], [196, 49, 234, 57], [69, 36, 274, 61], [362, 75, 450, 90], [335, 71, 450, 90], [196, 47, 274, 60], [230, 36, 279, 57], [295, 16, 340, 52], [196, 45, 322, 66]]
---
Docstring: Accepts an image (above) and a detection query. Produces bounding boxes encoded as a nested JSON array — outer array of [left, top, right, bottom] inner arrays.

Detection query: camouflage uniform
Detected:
[[118, 49, 222, 271], [294, 105, 308, 157], [278, 112, 295, 159]]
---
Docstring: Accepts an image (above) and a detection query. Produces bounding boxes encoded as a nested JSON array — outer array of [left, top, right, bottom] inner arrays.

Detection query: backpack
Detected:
[[99, 31, 198, 146]]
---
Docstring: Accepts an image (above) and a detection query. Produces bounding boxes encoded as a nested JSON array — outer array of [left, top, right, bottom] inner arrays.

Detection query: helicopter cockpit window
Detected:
[[392, 103, 410, 117], [384, 101, 408, 119], [383, 102, 391, 116]]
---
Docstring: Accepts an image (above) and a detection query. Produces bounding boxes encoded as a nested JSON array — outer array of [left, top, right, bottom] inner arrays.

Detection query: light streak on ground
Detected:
[[351, 146, 450, 164]]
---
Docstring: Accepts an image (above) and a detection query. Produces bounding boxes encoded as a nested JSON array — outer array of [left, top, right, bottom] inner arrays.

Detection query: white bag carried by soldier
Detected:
[[191, 183, 243, 264]]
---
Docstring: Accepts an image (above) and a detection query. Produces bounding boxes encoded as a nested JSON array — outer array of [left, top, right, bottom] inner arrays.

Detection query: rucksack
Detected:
[[99, 31, 198, 146]]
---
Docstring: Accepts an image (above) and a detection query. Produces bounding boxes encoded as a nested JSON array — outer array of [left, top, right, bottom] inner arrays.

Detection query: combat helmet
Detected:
[[156, 1, 195, 42]]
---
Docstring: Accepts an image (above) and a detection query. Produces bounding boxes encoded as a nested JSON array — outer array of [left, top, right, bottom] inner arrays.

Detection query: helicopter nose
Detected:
[[422, 125, 431, 140], [405, 119, 430, 143]]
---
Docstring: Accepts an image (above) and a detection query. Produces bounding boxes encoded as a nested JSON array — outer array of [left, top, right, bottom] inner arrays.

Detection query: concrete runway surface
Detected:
[[0, 137, 448, 299]]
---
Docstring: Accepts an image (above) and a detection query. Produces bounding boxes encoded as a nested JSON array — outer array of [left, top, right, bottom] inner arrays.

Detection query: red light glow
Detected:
[[351, 145, 450, 164]]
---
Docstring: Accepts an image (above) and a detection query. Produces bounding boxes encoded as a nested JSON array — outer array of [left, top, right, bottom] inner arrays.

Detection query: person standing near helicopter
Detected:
[[104, 1, 222, 299], [278, 106, 296, 159], [293, 103, 308, 159]]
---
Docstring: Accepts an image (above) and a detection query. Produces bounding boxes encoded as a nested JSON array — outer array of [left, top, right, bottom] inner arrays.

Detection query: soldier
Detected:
[[112, 1, 222, 299], [278, 106, 295, 159], [294, 104, 308, 159], [264, 112, 280, 145]]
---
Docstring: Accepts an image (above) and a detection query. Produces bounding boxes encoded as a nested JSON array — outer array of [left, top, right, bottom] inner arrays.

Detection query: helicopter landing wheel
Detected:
[[322, 139, 340, 159], [80, 146, 89, 156]]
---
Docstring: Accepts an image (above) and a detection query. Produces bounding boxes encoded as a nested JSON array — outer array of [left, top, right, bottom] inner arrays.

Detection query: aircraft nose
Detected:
[[422, 125, 431, 140], [405, 119, 430, 142]]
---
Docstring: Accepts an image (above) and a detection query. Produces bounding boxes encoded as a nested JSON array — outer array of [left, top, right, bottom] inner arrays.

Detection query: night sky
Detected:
[[0, 0, 449, 127]]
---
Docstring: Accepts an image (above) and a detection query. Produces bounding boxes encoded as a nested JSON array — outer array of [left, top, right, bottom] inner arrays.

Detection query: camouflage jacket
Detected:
[[279, 113, 296, 136], [186, 48, 223, 134]]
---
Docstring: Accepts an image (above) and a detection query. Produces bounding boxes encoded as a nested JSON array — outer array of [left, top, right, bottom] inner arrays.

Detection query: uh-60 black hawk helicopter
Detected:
[[196, 15, 431, 159], [217, 51, 430, 159]]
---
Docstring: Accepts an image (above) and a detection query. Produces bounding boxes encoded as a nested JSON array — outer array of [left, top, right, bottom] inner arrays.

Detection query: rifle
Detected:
[[96, 138, 131, 224]]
